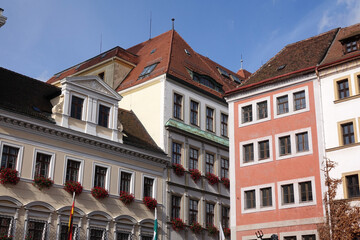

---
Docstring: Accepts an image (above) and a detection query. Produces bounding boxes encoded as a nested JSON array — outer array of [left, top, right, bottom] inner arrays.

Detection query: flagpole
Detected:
[[67, 191, 76, 240], [153, 207, 158, 240], [219, 222, 225, 240]]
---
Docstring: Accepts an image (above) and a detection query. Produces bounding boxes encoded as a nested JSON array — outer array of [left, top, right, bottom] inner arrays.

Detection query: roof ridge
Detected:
[[127, 30, 173, 53], [318, 28, 341, 66], [285, 27, 340, 48], [166, 30, 176, 74]]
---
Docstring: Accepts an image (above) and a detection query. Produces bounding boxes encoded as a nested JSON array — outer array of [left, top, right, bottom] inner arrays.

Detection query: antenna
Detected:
[[100, 33, 102, 54], [149, 11, 152, 40], [172, 18, 175, 30], [240, 54, 243, 70]]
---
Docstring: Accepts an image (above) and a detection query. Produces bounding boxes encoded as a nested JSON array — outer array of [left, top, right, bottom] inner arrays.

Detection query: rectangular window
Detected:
[[222, 206, 230, 229], [342, 122, 355, 145], [172, 142, 182, 165], [205, 153, 214, 173], [243, 144, 254, 163], [189, 148, 198, 170], [260, 187, 272, 207], [206, 203, 214, 226], [296, 132, 309, 152], [117, 232, 130, 240], [245, 190, 256, 209], [189, 199, 198, 224], [143, 177, 154, 198], [1, 145, 19, 169], [221, 113, 228, 137], [206, 107, 214, 131], [66, 160, 80, 182], [70, 96, 84, 120], [141, 237, 153, 240], [221, 158, 229, 178], [277, 95, 289, 114], [302, 235, 316, 240], [98, 105, 110, 128], [279, 136, 291, 155], [337, 79, 350, 99], [27, 220, 46, 240], [34, 153, 51, 178], [94, 166, 107, 188], [258, 140, 270, 160], [120, 172, 132, 193], [190, 100, 199, 126], [299, 181, 313, 202], [294, 91, 306, 110], [284, 237, 297, 240], [282, 184, 294, 204], [346, 175, 360, 198], [257, 101, 268, 119], [90, 228, 105, 240], [0, 216, 11, 237], [171, 195, 181, 219], [173, 93, 182, 120], [242, 105, 252, 123], [60, 224, 78, 240]]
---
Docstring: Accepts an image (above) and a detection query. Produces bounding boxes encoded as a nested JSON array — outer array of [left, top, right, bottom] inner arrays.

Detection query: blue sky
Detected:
[[1, 0, 360, 81]]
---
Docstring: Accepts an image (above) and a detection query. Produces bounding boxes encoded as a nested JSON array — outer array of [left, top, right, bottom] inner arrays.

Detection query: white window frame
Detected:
[[238, 96, 271, 127], [273, 86, 309, 119], [96, 100, 114, 129], [205, 105, 215, 132], [277, 176, 316, 209], [241, 183, 276, 214], [92, 163, 111, 191], [280, 229, 318, 240], [173, 92, 184, 120], [275, 127, 313, 161], [118, 168, 135, 195], [63, 156, 84, 184], [31, 149, 56, 180], [69, 92, 87, 121], [189, 98, 200, 127], [0, 141, 24, 174], [239, 136, 273, 167], [141, 174, 157, 199]]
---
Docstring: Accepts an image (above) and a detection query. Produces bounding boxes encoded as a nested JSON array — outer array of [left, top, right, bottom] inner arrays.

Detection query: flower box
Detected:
[[33, 176, 53, 190], [221, 177, 230, 189], [119, 191, 134, 205], [0, 236, 13, 240], [143, 196, 157, 210], [224, 227, 230, 237], [189, 222, 202, 234], [172, 164, 185, 177], [171, 218, 185, 231], [189, 169, 201, 183], [207, 224, 218, 236], [64, 181, 83, 195], [91, 186, 109, 199], [206, 172, 219, 185], [0, 168, 20, 185]]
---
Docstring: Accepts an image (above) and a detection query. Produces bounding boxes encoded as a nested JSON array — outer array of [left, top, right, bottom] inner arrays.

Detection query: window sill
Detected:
[[334, 94, 360, 104]]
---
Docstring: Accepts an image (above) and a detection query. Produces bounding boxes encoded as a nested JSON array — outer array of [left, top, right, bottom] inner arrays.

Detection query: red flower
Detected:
[[206, 172, 219, 185], [33, 176, 53, 190], [119, 191, 135, 205], [189, 222, 202, 234], [0, 168, 20, 185], [224, 227, 231, 237], [221, 177, 230, 189], [91, 186, 109, 199], [64, 181, 83, 195], [189, 169, 202, 183], [143, 196, 157, 210], [0, 235, 13, 240], [171, 218, 185, 231], [172, 164, 185, 177], [207, 224, 218, 236]]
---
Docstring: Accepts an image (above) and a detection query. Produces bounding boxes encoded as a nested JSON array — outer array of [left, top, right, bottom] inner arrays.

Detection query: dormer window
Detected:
[[340, 34, 360, 54], [98, 72, 105, 80], [70, 96, 84, 120], [98, 104, 110, 128], [345, 40, 358, 53], [138, 63, 158, 79]]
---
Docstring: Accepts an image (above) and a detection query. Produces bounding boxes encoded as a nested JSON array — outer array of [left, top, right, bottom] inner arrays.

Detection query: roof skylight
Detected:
[[277, 64, 286, 71], [138, 62, 158, 79], [150, 49, 156, 54], [230, 74, 241, 84], [217, 67, 229, 78], [184, 49, 191, 56]]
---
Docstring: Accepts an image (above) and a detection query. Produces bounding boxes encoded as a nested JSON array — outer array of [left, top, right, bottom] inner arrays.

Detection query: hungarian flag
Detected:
[[153, 207, 158, 240], [67, 192, 76, 240]]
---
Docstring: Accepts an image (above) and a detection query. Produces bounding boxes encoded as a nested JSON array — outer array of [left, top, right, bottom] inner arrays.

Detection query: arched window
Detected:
[[139, 219, 154, 240], [114, 215, 137, 240], [57, 206, 85, 240], [86, 211, 112, 240], [0, 196, 22, 237]]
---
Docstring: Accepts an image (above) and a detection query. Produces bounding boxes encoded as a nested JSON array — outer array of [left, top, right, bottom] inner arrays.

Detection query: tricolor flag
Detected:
[[67, 192, 76, 240], [153, 207, 158, 240], [219, 222, 225, 240]]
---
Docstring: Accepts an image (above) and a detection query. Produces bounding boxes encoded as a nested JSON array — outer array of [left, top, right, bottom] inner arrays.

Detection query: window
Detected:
[[94, 166, 107, 188], [222, 206, 229, 228], [282, 184, 294, 204], [0, 216, 12, 237], [172, 142, 182, 164], [341, 122, 355, 145], [296, 132, 309, 152], [1, 145, 19, 169], [90, 227, 106, 240], [173, 93, 182, 120], [260, 187, 272, 207], [189, 148, 198, 170], [143, 177, 154, 198], [27, 220, 47, 240], [142, 237, 153, 240], [277, 95, 289, 114], [243, 144, 254, 163], [190, 100, 199, 126], [346, 175, 360, 198], [279, 136, 291, 156], [245, 190, 256, 209], [221, 113, 228, 137], [242, 105, 252, 123], [117, 232, 130, 240], [302, 235, 316, 240], [344, 39, 359, 53], [221, 158, 229, 178], [258, 140, 269, 160], [299, 181, 313, 202], [34, 153, 51, 178], [294, 91, 306, 110], [98, 104, 110, 128], [70, 96, 84, 120], [206, 107, 214, 131], [284, 237, 297, 240], [98, 72, 104, 80], [138, 63, 158, 79], [60, 224, 78, 240], [66, 159, 81, 182], [120, 171, 132, 193], [189, 199, 198, 224], [206, 203, 214, 226], [337, 79, 350, 99], [205, 153, 214, 174], [171, 195, 181, 219], [257, 101, 268, 119]]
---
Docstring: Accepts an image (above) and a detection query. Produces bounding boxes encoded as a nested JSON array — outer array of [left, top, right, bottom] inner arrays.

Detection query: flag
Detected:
[[67, 192, 75, 240], [219, 222, 225, 240], [153, 207, 158, 240]]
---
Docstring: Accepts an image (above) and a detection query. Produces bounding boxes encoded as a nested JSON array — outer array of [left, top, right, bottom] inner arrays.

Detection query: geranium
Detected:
[[91, 186, 109, 199], [33, 176, 53, 190], [221, 177, 230, 189], [143, 196, 157, 210], [0, 168, 20, 185], [119, 191, 135, 205], [206, 172, 219, 185], [171, 218, 185, 231], [64, 181, 83, 195], [172, 164, 185, 177], [0, 235, 13, 240], [224, 227, 230, 237], [189, 222, 202, 234], [207, 224, 218, 236], [189, 169, 201, 182]]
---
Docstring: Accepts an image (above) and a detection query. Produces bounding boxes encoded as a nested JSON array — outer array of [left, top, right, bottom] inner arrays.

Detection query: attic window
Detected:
[[277, 64, 286, 71], [98, 72, 105, 80], [150, 49, 156, 54], [340, 35, 360, 54], [138, 63, 158, 79], [230, 74, 241, 84], [345, 40, 358, 53], [217, 67, 230, 78], [101, 53, 107, 58], [184, 49, 191, 56], [75, 64, 81, 70], [190, 70, 224, 93], [55, 73, 61, 78]]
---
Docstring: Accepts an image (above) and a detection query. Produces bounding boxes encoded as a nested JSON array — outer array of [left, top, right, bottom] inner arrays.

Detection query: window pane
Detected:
[[337, 79, 349, 99], [98, 105, 110, 128], [206, 107, 214, 131], [257, 101, 268, 119], [66, 160, 80, 182], [245, 190, 256, 209], [120, 172, 132, 193], [94, 166, 107, 188], [190, 101, 199, 125], [35, 153, 51, 178], [173, 93, 182, 119], [206, 203, 214, 226], [1, 145, 19, 169], [294, 91, 306, 110], [279, 136, 291, 155], [205, 153, 214, 173], [242, 105, 252, 123], [189, 148, 198, 170], [221, 158, 229, 178], [258, 140, 270, 160], [277, 95, 289, 114], [172, 142, 181, 165], [296, 132, 309, 152], [282, 184, 294, 204], [346, 175, 360, 198], [70, 96, 84, 120], [243, 144, 254, 163], [342, 122, 355, 145], [260, 187, 272, 207], [171, 195, 181, 219], [143, 177, 154, 197], [221, 113, 228, 137], [299, 181, 313, 202], [189, 199, 198, 224]]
